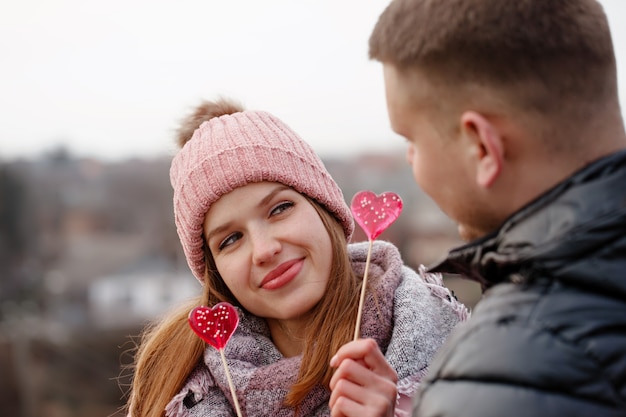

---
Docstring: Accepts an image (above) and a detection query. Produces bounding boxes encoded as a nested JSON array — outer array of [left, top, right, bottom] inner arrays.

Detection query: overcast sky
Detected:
[[1, 0, 625, 161]]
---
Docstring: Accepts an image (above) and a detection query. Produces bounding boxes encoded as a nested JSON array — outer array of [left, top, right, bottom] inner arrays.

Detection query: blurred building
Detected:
[[88, 259, 198, 329]]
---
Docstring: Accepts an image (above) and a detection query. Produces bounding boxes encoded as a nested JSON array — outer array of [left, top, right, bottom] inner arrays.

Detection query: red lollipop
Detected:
[[189, 302, 239, 350], [188, 302, 242, 417]]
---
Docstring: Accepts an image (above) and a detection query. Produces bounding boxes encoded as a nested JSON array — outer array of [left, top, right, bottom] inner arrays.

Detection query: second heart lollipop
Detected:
[[350, 191, 403, 340], [351, 191, 403, 240]]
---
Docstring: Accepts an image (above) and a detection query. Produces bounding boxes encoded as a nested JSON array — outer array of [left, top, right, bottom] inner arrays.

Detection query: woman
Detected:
[[126, 98, 467, 417]]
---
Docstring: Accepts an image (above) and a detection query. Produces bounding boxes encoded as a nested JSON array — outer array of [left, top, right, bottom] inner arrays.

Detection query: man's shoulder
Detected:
[[415, 279, 626, 416]]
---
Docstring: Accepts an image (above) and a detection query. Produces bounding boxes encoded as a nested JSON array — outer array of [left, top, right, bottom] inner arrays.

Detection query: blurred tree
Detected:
[[0, 162, 42, 417], [0, 163, 31, 306]]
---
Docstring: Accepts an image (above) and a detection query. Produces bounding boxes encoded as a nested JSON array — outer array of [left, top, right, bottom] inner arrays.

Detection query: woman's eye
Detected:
[[270, 201, 294, 216], [218, 232, 242, 251]]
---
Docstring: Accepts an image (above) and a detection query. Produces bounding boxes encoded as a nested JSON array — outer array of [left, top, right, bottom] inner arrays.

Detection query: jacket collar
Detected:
[[430, 148, 626, 290]]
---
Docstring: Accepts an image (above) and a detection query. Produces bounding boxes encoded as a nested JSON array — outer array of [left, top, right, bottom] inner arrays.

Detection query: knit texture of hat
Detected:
[[170, 110, 354, 282]]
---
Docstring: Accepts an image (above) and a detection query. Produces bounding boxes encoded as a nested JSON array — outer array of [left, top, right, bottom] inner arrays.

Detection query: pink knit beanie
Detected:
[[170, 106, 354, 282]]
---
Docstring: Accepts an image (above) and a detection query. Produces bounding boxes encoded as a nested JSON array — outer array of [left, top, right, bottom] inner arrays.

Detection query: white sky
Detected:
[[1, 0, 625, 161]]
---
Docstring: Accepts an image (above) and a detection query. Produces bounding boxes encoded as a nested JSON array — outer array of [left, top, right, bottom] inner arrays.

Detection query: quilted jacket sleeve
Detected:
[[413, 282, 626, 417]]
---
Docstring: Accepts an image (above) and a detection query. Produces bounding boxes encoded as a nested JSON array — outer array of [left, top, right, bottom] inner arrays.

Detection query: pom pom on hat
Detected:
[[170, 100, 354, 283]]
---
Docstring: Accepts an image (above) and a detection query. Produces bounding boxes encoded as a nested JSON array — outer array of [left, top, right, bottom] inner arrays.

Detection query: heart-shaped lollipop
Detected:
[[189, 302, 239, 350], [189, 302, 243, 416], [351, 191, 403, 240], [350, 190, 403, 340]]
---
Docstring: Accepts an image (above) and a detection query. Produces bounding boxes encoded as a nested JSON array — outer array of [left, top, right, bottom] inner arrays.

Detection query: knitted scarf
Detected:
[[165, 241, 467, 417]]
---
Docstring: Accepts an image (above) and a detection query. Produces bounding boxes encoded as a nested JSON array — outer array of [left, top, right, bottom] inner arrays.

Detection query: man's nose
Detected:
[[405, 143, 415, 166]]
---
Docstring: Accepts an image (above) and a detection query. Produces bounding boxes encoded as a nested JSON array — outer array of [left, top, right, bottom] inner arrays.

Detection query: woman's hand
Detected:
[[329, 338, 398, 417]]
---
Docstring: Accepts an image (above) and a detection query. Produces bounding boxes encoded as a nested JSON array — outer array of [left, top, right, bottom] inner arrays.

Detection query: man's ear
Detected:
[[460, 111, 504, 188]]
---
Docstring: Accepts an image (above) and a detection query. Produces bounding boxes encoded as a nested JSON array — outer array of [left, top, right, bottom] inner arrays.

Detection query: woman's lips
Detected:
[[260, 258, 304, 290]]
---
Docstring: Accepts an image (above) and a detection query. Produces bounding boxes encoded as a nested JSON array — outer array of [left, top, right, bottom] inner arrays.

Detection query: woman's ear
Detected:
[[460, 111, 504, 188]]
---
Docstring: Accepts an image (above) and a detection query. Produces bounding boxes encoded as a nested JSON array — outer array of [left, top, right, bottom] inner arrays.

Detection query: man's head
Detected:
[[370, 0, 626, 240]]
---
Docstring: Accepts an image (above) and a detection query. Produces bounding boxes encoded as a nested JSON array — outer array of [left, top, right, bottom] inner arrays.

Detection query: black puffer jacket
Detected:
[[413, 149, 626, 417]]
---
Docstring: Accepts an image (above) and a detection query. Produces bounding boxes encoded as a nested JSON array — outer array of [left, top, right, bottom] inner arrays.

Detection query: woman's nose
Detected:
[[250, 230, 281, 265]]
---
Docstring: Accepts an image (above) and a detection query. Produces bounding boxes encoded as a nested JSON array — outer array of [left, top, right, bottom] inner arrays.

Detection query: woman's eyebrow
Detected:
[[257, 184, 291, 208], [205, 221, 232, 243], [206, 185, 292, 241]]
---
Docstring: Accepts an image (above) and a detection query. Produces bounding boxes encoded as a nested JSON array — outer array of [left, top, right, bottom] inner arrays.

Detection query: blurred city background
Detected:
[[0, 147, 481, 416]]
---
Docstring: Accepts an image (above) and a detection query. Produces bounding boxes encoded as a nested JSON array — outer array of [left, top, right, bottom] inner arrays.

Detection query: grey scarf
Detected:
[[166, 241, 467, 417]]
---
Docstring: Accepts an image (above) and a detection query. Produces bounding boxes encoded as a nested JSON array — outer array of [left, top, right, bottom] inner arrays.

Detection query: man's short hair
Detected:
[[369, 0, 618, 109]]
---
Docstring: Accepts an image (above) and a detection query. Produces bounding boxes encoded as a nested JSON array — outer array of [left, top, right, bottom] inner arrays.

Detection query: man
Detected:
[[330, 0, 626, 416]]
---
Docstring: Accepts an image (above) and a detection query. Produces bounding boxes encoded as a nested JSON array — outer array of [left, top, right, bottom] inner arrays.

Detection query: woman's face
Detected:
[[203, 182, 333, 326]]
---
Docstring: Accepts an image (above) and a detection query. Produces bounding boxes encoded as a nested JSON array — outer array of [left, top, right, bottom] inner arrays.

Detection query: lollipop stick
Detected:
[[220, 348, 243, 417], [353, 239, 374, 341]]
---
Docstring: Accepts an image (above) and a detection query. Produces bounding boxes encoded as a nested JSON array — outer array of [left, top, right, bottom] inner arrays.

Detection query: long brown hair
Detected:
[[126, 197, 360, 416], [285, 198, 360, 407], [126, 284, 209, 417]]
